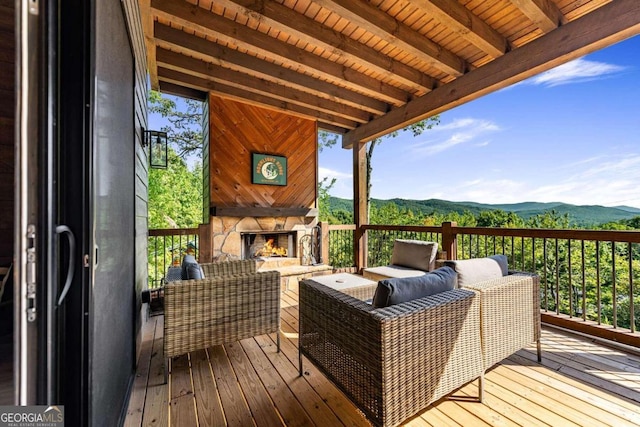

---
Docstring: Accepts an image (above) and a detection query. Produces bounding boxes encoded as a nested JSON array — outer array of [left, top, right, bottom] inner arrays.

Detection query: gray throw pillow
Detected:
[[181, 254, 198, 280], [372, 266, 457, 308], [444, 254, 508, 287], [391, 239, 438, 271], [186, 262, 205, 280]]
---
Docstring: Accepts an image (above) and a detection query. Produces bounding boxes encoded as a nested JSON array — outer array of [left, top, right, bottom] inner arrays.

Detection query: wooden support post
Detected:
[[442, 221, 458, 260], [353, 141, 368, 272], [198, 222, 212, 263], [319, 221, 329, 265]]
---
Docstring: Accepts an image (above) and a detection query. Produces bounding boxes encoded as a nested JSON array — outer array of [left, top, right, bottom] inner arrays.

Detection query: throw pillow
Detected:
[[372, 266, 457, 308], [444, 254, 508, 287], [181, 254, 206, 280], [391, 239, 438, 271], [186, 262, 205, 280]]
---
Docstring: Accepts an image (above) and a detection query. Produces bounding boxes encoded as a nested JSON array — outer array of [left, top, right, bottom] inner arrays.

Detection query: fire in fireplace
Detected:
[[255, 237, 287, 257], [242, 231, 296, 259]]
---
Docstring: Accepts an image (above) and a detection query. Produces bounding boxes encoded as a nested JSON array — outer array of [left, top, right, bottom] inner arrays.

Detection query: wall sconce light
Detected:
[[142, 128, 168, 169]]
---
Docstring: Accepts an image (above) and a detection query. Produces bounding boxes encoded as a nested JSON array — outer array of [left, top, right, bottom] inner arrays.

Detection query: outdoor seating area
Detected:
[[298, 252, 541, 426], [125, 281, 640, 427]]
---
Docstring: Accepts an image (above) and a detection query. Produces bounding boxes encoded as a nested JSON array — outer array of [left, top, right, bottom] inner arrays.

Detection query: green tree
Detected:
[[148, 148, 203, 229], [149, 90, 204, 160], [477, 210, 524, 227]]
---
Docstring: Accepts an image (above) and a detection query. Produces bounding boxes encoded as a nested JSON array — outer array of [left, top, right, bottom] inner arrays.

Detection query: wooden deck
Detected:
[[125, 288, 640, 427]]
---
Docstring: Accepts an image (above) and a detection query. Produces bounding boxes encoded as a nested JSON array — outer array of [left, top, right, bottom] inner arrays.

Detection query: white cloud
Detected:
[[410, 118, 500, 156], [476, 154, 640, 207], [528, 58, 627, 87], [318, 167, 351, 180], [318, 167, 353, 199], [414, 154, 640, 208]]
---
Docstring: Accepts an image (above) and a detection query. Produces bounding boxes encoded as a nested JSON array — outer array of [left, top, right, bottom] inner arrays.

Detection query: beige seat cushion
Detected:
[[363, 265, 427, 282], [391, 239, 438, 272], [444, 254, 508, 287]]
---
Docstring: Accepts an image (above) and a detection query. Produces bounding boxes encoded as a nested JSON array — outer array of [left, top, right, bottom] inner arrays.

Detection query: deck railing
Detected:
[[454, 226, 640, 334], [325, 224, 356, 268], [148, 228, 199, 289], [324, 222, 640, 343]]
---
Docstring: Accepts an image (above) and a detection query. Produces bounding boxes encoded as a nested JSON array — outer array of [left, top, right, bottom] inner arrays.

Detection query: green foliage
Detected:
[[325, 197, 638, 227], [148, 148, 203, 229], [149, 90, 204, 160], [477, 210, 524, 228]]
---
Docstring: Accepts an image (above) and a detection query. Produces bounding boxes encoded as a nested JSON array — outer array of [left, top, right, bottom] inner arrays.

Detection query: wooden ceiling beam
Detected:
[[344, 0, 640, 147], [151, 0, 410, 106], [153, 23, 388, 116], [158, 81, 207, 100], [140, 0, 159, 89], [312, 0, 465, 77], [158, 67, 357, 130], [508, 0, 566, 33], [318, 123, 347, 135], [156, 47, 371, 123], [410, 0, 508, 57], [217, 0, 436, 93]]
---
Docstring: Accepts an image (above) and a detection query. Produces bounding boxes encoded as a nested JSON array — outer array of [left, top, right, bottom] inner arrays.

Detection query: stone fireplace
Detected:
[[209, 215, 315, 263]]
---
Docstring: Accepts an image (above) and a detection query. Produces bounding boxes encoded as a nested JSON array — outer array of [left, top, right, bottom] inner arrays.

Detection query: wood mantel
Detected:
[[210, 206, 318, 218]]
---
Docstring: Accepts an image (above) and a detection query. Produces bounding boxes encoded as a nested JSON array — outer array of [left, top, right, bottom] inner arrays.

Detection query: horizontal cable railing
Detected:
[[148, 228, 199, 289]]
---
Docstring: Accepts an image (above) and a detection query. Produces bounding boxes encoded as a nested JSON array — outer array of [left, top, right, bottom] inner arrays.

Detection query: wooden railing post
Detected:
[[198, 222, 212, 263], [319, 221, 329, 265], [442, 221, 458, 260]]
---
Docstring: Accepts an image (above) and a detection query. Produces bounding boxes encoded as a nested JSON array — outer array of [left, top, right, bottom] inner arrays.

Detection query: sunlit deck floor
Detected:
[[125, 287, 640, 427]]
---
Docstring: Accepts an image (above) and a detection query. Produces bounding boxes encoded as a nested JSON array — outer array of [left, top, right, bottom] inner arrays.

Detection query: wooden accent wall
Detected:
[[0, 0, 15, 267], [122, 0, 149, 358], [209, 94, 317, 210]]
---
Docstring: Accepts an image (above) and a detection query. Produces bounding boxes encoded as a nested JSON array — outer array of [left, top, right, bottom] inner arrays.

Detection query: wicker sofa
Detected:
[[164, 260, 281, 363], [298, 277, 483, 427]]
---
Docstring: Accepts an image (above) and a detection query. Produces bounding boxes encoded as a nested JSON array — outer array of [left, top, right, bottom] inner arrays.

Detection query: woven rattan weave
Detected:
[[164, 264, 280, 359], [461, 272, 541, 369], [299, 278, 483, 427]]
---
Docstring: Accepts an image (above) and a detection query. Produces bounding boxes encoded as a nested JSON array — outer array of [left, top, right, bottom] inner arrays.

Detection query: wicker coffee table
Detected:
[[305, 273, 377, 301]]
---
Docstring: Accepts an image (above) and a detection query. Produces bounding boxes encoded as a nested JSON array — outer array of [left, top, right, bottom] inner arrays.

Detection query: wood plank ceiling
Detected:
[[140, 0, 640, 146]]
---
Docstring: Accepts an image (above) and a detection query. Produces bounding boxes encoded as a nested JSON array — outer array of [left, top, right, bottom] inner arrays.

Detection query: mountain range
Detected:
[[328, 197, 640, 226]]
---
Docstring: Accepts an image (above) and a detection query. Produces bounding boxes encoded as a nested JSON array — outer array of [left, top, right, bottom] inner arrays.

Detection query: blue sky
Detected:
[[319, 35, 640, 209]]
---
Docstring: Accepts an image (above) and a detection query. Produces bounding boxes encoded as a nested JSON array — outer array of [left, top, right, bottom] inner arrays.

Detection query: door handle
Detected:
[[56, 225, 76, 306]]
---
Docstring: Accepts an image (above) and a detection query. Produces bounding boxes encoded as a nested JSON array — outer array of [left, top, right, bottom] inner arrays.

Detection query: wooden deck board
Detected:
[[190, 349, 226, 427], [239, 336, 319, 426], [224, 341, 286, 427], [125, 290, 640, 427], [124, 314, 157, 426], [140, 316, 168, 427], [169, 354, 198, 426], [208, 345, 255, 426]]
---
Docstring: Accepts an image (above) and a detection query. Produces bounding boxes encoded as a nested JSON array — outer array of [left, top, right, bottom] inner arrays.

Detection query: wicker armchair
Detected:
[[200, 259, 257, 276], [299, 279, 483, 427], [460, 272, 541, 369], [164, 268, 281, 364]]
